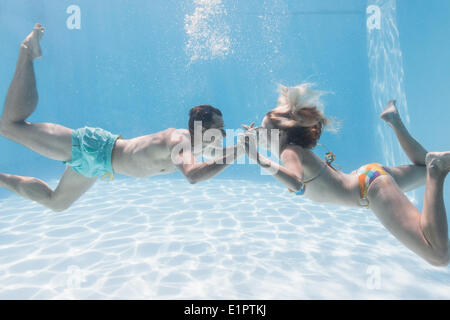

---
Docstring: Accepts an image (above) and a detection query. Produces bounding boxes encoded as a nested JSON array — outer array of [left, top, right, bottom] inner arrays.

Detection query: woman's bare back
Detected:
[[289, 147, 362, 207]]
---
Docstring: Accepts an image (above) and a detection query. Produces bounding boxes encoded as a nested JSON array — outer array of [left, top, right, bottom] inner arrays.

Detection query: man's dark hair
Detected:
[[188, 105, 223, 137]]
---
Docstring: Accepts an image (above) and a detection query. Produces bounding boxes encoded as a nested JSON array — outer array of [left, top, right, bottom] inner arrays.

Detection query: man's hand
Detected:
[[241, 122, 255, 131], [238, 130, 258, 160], [239, 122, 261, 159], [241, 122, 262, 133]]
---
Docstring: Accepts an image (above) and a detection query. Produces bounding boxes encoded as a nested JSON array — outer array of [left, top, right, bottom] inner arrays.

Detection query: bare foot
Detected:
[[380, 99, 401, 126], [425, 152, 450, 175], [21, 23, 44, 60]]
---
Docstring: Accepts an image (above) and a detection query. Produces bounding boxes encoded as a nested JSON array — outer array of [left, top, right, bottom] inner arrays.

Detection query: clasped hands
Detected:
[[238, 122, 261, 158]]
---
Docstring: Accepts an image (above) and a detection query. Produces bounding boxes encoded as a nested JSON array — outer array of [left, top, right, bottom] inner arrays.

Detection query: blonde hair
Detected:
[[265, 83, 340, 148], [269, 83, 340, 132]]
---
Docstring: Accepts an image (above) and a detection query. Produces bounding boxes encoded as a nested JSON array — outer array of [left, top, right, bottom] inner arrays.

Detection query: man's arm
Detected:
[[169, 131, 246, 184]]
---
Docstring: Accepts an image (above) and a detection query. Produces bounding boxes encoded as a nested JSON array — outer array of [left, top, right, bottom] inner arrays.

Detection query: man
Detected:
[[0, 24, 246, 212]]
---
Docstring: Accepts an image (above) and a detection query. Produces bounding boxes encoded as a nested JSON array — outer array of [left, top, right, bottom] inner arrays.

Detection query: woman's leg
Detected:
[[367, 151, 449, 266], [381, 164, 426, 193], [421, 152, 449, 253], [380, 100, 428, 191], [0, 23, 72, 161], [380, 100, 428, 165], [0, 166, 97, 212]]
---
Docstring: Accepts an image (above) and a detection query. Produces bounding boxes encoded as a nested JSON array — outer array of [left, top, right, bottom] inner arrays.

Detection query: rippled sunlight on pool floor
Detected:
[[0, 178, 448, 299]]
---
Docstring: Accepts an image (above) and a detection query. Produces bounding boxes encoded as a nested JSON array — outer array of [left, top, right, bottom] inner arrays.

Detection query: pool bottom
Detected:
[[0, 178, 448, 299]]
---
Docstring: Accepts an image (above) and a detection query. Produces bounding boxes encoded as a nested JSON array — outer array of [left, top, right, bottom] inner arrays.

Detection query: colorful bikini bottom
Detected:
[[356, 162, 390, 209]]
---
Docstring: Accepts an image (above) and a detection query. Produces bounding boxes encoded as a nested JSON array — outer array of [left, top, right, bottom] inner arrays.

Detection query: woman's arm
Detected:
[[245, 138, 304, 191]]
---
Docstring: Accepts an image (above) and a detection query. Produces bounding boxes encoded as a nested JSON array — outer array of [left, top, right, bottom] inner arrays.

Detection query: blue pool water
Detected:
[[0, 0, 449, 299]]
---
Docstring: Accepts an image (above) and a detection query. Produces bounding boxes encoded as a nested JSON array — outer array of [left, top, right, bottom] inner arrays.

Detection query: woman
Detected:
[[242, 83, 449, 267]]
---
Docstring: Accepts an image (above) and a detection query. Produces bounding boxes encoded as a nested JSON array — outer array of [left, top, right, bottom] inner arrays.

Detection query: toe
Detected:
[[33, 24, 44, 35]]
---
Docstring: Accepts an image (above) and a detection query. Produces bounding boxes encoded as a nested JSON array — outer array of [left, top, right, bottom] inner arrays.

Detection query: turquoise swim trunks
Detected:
[[63, 127, 121, 178]]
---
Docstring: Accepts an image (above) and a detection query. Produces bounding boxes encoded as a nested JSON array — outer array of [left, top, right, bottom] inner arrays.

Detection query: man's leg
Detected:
[[0, 166, 97, 212], [0, 23, 72, 161]]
